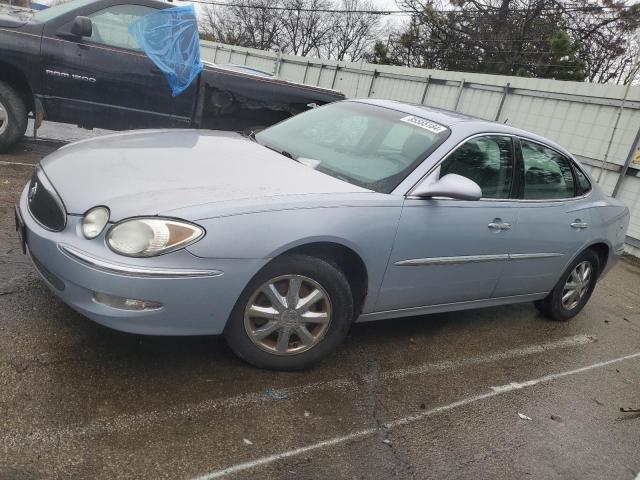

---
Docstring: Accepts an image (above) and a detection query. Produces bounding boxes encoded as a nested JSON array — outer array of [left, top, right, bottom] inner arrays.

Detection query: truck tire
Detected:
[[0, 81, 28, 152]]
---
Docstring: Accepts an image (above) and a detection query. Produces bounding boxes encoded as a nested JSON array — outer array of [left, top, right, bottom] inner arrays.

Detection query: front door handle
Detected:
[[571, 221, 589, 230], [488, 221, 512, 231]]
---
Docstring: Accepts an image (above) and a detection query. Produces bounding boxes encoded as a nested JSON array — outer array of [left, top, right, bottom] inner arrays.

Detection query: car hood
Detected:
[[40, 130, 368, 221]]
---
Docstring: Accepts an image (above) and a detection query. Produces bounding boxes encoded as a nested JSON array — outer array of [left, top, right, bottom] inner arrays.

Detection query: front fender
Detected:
[[186, 205, 403, 313]]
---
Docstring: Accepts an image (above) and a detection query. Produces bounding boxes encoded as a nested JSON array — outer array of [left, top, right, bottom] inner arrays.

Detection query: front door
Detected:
[[376, 134, 519, 312], [41, 3, 196, 129]]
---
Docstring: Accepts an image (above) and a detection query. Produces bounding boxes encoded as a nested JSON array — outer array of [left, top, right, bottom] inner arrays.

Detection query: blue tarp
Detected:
[[129, 5, 204, 97]]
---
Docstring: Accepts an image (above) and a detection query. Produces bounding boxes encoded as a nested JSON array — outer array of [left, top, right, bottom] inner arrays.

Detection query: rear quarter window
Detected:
[[521, 140, 575, 200], [573, 165, 592, 196]]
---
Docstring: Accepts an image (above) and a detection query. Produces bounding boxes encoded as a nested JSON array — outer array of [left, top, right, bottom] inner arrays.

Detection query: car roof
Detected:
[[354, 98, 478, 126], [352, 98, 573, 159]]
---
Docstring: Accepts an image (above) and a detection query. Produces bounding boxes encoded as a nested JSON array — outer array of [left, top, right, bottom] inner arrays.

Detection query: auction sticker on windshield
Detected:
[[400, 115, 447, 134]]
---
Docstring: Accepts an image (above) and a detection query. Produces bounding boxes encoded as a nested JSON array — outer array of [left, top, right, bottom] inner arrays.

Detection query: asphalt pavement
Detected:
[[1, 133, 639, 480]]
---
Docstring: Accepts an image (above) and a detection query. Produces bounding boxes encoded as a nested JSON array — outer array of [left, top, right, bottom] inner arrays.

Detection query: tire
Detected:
[[224, 254, 354, 370], [534, 249, 600, 321], [0, 81, 28, 152]]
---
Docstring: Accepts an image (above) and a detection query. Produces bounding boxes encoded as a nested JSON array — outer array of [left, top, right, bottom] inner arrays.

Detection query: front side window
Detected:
[[438, 135, 514, 199], [521, 140, 575, 199], [33, 0, 96, 23], [87, 5, 156, 50], [255, 102, 450, 193]]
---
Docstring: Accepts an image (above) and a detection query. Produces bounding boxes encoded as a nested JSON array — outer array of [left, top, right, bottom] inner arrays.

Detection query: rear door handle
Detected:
[[488, 221, 511, 231], [571, 222, 589, 229]]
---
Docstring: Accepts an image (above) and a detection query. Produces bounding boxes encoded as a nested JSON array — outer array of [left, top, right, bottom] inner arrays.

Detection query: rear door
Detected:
[[493, 138, 592, 297], [41, 2, 196, 129]]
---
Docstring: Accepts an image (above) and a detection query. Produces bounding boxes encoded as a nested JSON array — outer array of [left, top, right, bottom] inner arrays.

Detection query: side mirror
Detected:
[[412, 173, 482, 201], [71, 16, 92, 37]]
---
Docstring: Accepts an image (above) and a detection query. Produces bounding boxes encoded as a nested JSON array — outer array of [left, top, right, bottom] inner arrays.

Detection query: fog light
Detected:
[[93, 292, 163, 311]]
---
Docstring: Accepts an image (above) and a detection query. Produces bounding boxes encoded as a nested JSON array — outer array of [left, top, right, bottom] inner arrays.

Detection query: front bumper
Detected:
[[18, 186, 265, 335]]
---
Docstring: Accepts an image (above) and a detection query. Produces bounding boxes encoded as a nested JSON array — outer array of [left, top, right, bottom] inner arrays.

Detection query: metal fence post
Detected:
[[302, 62, 310, 84], [273, 48, 283, 78], [495, 82, 511, 121], [316, 63, 324, 86], [453, 79, 465, 111], [212, 45, 218, 63], [420, 75, 431, 105], [367, 69, 378, 98], [331, 64, 340, 89], [612, 124, 640, 197]]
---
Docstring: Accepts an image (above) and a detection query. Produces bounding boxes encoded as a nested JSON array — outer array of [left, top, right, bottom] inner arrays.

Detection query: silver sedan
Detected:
[[16, 99, 630, 370]]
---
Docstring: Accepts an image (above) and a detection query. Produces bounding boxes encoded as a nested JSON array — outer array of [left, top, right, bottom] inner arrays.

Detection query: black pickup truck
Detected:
[[0, 0, 344, 151]]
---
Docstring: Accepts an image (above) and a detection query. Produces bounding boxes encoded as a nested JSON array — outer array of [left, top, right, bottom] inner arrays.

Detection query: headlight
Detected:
[[82, 206, 110, 239], [106, 218, 204, 257]]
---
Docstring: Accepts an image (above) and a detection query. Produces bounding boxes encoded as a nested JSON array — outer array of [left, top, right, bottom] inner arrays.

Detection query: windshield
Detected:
[[255, 102, 450, 193], [32, 0, 95, 22]]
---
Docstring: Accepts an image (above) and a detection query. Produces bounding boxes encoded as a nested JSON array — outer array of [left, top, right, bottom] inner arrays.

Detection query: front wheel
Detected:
[[224, 254, 354, 370], [534, 249, 600, 321], [0, 81, 28, 152]]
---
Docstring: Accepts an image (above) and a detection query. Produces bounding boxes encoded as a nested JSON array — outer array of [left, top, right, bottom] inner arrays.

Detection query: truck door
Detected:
[[41, 3, 197, 130]]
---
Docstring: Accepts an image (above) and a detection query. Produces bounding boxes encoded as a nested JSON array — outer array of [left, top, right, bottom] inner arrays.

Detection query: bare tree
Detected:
[[392, 0, 640, 83], [280, 0, 334, 56], [201, 0, 382, 62], [561, 1, 640, 83], [201, 0, 284, 51], [324, 0, 381, 61]]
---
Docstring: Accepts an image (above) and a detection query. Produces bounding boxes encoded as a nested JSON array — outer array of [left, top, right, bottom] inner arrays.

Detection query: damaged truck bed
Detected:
[[0, 0, 344, 151], [200, 62, 342, 132]]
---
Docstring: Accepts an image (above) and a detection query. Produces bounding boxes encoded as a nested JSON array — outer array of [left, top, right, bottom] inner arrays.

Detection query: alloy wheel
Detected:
[[561, 261, 592, 310], [0, 101, 8, 136], [244, 274, 332, 355]]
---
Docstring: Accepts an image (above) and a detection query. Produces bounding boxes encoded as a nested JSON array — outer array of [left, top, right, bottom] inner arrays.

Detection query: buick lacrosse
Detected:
[[16, 99, 630, 369]]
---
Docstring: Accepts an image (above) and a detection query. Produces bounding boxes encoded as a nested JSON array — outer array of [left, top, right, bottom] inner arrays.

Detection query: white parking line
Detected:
[[0, 160, 36, 167], [192, 351, 640, 480], [0, 334, 595, 451], [380, 333, 595, 382]]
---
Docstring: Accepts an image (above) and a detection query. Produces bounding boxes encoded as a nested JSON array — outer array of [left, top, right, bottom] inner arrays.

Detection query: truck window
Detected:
[[33, 0, 96, 22], [88, 5, 156, 51]]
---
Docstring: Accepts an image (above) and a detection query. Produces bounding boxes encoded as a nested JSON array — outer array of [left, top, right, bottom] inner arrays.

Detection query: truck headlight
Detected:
[[82, 206, 110, 239], [107, 218, 204, 257]]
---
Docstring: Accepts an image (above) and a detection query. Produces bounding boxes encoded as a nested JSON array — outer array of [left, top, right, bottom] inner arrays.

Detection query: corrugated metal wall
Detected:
[[200, 41, 640, 254]]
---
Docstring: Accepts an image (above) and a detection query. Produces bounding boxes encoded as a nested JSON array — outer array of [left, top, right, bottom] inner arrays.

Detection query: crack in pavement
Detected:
[[359, 353, 417, 480]]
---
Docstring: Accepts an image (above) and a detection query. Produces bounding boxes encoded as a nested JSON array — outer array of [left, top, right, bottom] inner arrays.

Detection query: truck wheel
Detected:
[[0, 81, 28, 152]]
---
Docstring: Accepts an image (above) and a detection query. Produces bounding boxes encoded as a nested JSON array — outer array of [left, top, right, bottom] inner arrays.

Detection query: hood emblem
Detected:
[[28, 181, 38, 202]]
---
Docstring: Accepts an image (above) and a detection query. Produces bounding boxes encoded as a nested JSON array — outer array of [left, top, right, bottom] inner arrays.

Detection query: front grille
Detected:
[[27, 166, 66, 231]]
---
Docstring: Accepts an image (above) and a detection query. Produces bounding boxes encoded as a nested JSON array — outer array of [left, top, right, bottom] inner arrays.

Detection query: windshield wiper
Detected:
[[261, 143, 300, 163], [279, 150, 297, 160]]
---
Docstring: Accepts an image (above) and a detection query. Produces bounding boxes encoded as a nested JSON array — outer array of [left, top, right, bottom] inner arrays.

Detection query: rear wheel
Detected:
[[0, 81, 28, 152], [534, 249, 599, 321], [224, 254, 354, 370]]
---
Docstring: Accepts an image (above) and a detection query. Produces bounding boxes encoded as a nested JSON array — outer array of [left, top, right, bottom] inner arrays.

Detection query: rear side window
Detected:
[[521, 140, 575, 199], [439, 135, 514, 199]]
